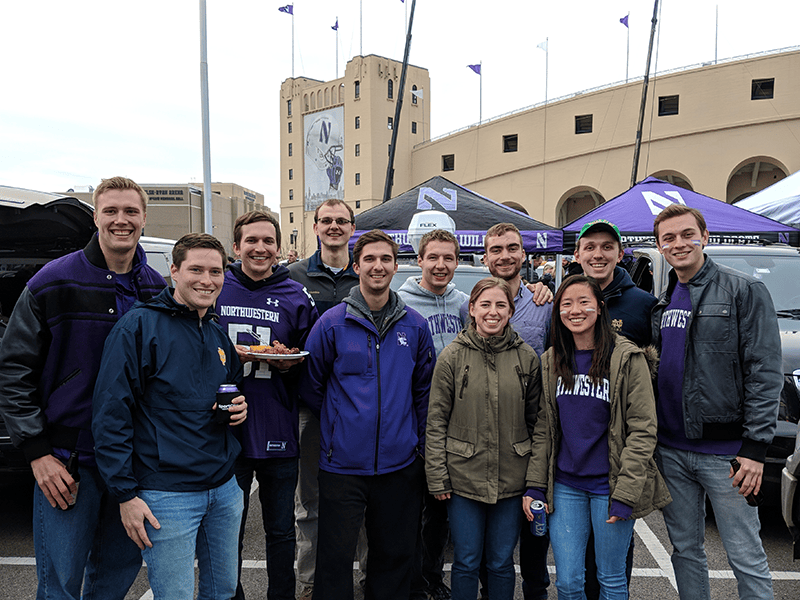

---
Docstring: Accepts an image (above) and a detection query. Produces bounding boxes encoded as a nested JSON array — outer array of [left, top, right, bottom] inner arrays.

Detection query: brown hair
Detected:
[[233, 210, 281, 248], [353, 229, 399, 264], [551, 275, 614, 385], [653, 205, 707, 241], [93, 176, 148, 211], [468, 277, 516, 328], [419, 229, 460, 259], [484, 223, 523, 250], [172, 233, 227, 269], [314, 198, 354, 222]]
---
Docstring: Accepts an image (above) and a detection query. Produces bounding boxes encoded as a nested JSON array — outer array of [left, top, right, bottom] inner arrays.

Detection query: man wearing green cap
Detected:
[[573, 219, 657, 347]]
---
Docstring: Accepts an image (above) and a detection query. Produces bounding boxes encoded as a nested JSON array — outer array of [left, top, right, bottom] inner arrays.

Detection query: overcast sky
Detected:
[[1, 0, 798, 214]]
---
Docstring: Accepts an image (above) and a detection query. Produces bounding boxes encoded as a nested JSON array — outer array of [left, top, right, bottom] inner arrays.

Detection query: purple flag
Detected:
[[620, 15, 629, 28], [331, 19, 339, 31], [467, 64, 481, 75], [278, 4, 293, 15]]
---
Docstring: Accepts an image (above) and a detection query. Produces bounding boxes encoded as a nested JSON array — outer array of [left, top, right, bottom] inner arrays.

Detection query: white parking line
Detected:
[[634, 518, 678, 591]]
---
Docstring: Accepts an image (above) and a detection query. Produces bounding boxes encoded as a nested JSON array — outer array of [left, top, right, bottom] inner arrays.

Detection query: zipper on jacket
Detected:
[[459, 365, 470, 399], [374, 337, 382, 475], [367, 334, 373, 369], [327, 418, 336, 462], [54, 369, 81, 391]]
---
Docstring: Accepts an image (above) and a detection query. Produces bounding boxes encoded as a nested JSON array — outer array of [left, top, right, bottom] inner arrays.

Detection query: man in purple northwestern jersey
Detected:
[[217, 211, 319, 600], [651, 204, 780, 600]]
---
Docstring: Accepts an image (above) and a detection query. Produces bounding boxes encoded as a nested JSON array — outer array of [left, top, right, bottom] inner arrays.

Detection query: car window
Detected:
[[712, 254, 800, 312]]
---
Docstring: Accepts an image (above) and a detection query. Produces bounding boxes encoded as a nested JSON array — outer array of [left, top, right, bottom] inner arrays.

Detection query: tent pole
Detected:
[[630, 0, 659, 188], [383, 0, 417, 202]]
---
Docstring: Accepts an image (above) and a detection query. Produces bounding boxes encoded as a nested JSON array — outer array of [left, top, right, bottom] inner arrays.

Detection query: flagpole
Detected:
[[360, 0, 363, 55], [479, 61, 483, 125], [625, 13, 630, 82], [335, 16, 339, 78], [292, 6, 295, 78], [544, 39, 548, 104], [199, 0, 213, 234], [715, 4, 718, 64]]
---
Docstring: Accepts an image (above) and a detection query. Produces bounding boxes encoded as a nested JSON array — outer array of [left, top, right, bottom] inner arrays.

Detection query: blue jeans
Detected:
[[33, 465, 142, 600], [140, 476, 243, 600], [655, 445, 773, 600], [548, 482, 635, 600], [234, 457, 298, 600], [447, 494, 521, 600]]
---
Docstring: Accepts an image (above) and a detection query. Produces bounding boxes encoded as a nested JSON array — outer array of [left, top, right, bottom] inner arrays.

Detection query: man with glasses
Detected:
[[288, 199, 361, 599]]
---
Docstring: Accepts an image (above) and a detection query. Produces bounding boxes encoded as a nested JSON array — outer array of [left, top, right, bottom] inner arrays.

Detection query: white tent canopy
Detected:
[[736, 170, 800, 228]]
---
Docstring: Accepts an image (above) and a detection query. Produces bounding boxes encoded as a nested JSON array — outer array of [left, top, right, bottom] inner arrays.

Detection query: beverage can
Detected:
[[215, 384, 239, 424], [530, 500, 547, 537]]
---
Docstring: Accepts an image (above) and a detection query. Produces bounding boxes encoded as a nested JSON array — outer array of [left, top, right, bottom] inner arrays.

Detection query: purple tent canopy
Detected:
[[562, 177, 799, 253], [353, 176, 563, 254]]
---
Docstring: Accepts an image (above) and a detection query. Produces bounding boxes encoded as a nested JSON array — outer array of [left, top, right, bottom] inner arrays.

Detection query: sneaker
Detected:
[[299, 585, 314, 600], [428, 582, 451, 600]]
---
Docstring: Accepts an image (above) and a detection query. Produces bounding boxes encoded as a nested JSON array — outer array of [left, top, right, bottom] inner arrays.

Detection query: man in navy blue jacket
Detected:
[[303, 229, 435, 600], [0, 176, 165, 600], [92, 234, 248, 599]]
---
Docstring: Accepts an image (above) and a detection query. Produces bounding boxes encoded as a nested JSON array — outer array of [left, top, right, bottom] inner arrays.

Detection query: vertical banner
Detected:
[[304, 107, 344, 212]]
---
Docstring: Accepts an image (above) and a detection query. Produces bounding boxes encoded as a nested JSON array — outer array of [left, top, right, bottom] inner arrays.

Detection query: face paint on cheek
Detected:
[[560, 310, 568, 315], [661, 244, 670, 250], [692, 240, 702, 246], [585, 307, 597, 313]]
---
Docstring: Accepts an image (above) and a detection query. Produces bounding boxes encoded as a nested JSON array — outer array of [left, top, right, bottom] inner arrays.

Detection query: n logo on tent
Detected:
[[642, 190, 687, 216], [417, 187, 458, 211]]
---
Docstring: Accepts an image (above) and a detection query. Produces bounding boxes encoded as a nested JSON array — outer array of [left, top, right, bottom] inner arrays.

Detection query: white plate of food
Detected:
[[245, 343, 309, 360]]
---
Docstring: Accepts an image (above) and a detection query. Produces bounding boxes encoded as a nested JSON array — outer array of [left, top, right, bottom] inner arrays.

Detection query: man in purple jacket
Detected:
[[216, 211, 319, 600], [0, 176, 165, 599], [302, 229, 435, 600]]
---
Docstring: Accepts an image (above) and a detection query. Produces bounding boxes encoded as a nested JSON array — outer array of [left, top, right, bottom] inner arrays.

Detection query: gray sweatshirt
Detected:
[[397, 276, 469, 357]]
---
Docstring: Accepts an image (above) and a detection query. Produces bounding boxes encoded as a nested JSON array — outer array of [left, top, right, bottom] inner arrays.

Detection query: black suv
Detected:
[[629, 244, 800, 500]]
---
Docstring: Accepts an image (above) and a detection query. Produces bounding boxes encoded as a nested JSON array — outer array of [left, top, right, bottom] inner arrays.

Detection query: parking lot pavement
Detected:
[[2, 477, 799, 599]]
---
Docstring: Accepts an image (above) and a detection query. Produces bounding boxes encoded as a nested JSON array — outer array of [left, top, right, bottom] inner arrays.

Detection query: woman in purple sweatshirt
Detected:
[[524, 275, 670, 600]]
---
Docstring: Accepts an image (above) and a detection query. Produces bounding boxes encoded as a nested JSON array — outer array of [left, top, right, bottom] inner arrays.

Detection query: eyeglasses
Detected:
[[317, 217, 353, 226]]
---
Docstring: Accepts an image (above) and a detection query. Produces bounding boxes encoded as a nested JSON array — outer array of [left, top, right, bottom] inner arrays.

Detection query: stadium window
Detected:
[[288, 169, 293, 180], [658, 95, 679, 116], [388, 117, 393, 130], [356, 200, 361, 209], [289, 211, 294, 223], [355, 116, 361, 129], [751, 78, 774, 100], [355, 144, 360, 157], [355, 173, 361, 186], [287, 100, 292, 117], [503, 134, 518, 153], [288, 122, 292, 134], [412, 85, 418, 104], [412, 122, 417, 134], [355, 80, 360, 99], [388, 79, 394, 99], [575, 114, 593, 134], [288, 143, 293, 157], [289, 190, 293, 201], [442, 154, 455, 172]]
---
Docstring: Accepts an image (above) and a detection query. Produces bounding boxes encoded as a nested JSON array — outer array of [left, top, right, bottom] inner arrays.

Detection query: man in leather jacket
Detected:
[[651, 204, 780, 600]]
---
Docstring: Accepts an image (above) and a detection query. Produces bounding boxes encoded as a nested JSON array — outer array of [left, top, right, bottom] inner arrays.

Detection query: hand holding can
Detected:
[[214, 384, 239, 424]]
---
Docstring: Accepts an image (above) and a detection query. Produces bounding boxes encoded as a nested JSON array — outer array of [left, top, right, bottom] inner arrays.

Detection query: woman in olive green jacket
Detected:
[[426, 277, 541, 600], [524, 275, 670, 599]]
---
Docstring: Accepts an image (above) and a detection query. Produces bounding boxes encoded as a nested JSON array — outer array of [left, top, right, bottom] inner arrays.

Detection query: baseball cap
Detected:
[[577, 219, 621, 243]]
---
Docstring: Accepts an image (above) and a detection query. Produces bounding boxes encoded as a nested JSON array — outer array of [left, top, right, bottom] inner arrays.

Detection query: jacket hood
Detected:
[[228, 261, 290, 290], [603, 266, 637, 298], [455, 322, 524, 354], [344, 287, 407, 336]]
